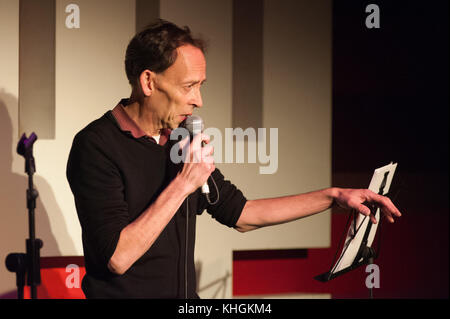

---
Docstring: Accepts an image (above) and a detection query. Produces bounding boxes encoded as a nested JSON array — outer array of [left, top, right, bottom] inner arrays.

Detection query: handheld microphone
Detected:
[[182, 115, 210, 194]]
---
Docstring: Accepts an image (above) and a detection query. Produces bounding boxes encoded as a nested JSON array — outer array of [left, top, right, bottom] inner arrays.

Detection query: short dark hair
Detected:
[[125, 19, 206, 87]]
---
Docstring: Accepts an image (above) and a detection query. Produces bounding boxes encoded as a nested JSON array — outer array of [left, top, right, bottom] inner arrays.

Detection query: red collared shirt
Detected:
[[111, 100, 171, 146]]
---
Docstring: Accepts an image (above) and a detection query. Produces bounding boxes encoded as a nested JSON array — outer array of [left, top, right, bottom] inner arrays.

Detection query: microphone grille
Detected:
[[184, 115, 204, 134]]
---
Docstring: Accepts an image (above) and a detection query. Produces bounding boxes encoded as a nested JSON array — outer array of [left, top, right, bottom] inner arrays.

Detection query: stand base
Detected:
[[5, 238, 43, 299]]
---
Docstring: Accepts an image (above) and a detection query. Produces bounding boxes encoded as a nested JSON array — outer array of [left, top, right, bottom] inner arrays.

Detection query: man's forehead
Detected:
[[178, 45, 206, 68], [156, 44, 206, 84], [176, 44, 205, 63], [172, 45, 206, 74]]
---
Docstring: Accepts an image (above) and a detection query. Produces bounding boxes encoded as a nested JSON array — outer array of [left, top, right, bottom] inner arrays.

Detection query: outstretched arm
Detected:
[[235, 187, 401, 233]]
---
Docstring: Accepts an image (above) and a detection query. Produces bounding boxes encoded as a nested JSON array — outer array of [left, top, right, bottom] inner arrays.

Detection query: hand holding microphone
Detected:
[[179, 115, 214, 195]]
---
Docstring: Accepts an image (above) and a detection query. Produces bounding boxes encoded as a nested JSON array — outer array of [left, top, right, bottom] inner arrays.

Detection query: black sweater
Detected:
[[66, 110, 247, 298]]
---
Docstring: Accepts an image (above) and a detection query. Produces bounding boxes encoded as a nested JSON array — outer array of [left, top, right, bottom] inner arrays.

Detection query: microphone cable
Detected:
[[184, 174, 220, 299], [205, 175, 219, 205]]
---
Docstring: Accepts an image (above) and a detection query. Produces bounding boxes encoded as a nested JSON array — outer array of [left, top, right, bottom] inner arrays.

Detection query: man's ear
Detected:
[[139, 70, 154, 97]]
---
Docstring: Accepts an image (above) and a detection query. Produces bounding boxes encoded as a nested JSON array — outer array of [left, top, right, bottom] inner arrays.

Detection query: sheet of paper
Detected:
[[331, 162, 397, 274]]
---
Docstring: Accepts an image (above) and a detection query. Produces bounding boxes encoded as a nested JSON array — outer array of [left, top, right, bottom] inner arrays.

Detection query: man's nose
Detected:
[[192, 88, 203, 108]]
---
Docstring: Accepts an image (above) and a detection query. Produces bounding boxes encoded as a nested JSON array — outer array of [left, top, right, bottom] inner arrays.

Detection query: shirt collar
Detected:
[[111, 99, 171, 146]]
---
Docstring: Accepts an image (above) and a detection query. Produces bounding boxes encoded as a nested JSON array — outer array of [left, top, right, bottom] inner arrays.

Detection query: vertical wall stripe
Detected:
[[19, 0, 55, 139], [232, 0, 263, 130], [136, 0, 160, 32]]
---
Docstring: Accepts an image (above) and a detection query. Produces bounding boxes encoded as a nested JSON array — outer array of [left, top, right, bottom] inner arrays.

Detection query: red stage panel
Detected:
[[22, 256, 86, 299]]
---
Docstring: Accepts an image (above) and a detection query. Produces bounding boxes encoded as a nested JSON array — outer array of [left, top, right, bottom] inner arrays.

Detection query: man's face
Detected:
[[149, 44, 206, 130]]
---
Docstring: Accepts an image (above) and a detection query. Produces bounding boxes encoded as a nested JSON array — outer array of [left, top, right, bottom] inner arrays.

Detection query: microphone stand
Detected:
[[5, 133, 43, 299]]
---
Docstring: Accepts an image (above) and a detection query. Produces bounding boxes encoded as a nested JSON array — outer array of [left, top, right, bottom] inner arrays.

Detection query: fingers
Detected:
[[183, 133, 215, 173], [371, 215, 378, 224], [376, 195, 402, 223], [181, 133, 213, 163], [191, 132, 211, 148], [178, 134, 191, 152], [381, 206, 396, 223], [201, 144, 214, 157], [367, 191, 402, 223], [384, 196, 402, 217], [354, 202, 378, 224], [355, 202, 372, 217], [193, 143, 214, 164], [337, 188, 402, 225], [178, 133, 215, 194]]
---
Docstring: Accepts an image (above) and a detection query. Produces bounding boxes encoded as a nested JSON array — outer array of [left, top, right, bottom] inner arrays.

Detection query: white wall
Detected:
[[1, 0, 22, 296]]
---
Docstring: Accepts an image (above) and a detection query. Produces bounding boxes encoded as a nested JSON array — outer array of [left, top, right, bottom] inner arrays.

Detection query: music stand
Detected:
[[315, 162, 397, 298]]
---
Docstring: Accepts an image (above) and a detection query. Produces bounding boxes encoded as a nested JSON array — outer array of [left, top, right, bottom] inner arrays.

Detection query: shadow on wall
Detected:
[[0, 90, 77, 298]]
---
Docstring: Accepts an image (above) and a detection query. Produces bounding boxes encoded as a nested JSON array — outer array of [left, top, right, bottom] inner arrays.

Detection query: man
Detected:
[[66, 19, 401, 299]]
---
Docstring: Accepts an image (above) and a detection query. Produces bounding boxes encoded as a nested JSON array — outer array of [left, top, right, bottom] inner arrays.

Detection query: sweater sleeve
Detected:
[[198, 168, 247, 228], [66, 130, 130, 273]]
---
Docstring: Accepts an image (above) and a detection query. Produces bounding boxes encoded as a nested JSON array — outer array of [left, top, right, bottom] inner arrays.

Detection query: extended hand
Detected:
[[334, 188, 402, 224]]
